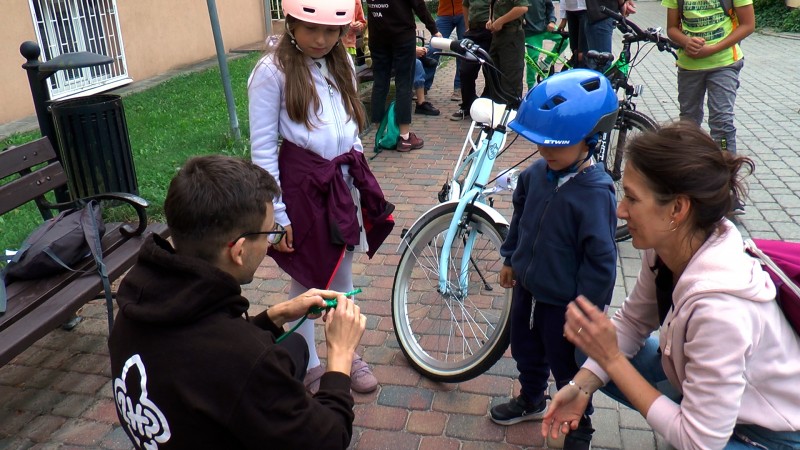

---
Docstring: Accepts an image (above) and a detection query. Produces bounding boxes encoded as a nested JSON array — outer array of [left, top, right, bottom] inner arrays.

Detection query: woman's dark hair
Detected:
[[625, 120, 755, 237], [164, 155, 281, 262]]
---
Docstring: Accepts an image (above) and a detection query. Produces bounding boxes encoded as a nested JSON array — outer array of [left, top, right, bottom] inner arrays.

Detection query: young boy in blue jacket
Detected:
[[491, 69, 619, 450]]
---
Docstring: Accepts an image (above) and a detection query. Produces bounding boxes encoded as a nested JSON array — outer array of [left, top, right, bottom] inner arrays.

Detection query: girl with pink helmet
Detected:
[[248, 0, 395, 395]]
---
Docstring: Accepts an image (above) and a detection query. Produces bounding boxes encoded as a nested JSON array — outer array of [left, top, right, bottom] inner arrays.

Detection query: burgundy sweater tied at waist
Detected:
[[268, 140, 395, 289]]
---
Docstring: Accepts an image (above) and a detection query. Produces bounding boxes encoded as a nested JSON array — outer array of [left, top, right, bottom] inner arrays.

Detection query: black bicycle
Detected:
[[590, 7, 678, 241]]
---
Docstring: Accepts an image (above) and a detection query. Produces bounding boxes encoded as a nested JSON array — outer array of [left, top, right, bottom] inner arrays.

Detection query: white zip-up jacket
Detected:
[[583, 220, 800, 450], [248, 54, 363, 226]]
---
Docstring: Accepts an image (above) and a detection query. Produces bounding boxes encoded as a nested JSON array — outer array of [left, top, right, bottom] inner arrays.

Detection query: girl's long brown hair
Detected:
[[273, 16, 366, 132]]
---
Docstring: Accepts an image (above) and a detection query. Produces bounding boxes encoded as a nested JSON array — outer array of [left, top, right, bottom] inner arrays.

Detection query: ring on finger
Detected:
[[577, 327, 583, 334]]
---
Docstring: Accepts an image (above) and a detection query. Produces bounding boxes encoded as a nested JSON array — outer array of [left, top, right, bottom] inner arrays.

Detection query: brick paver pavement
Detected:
[[1, 2, 799, 448]]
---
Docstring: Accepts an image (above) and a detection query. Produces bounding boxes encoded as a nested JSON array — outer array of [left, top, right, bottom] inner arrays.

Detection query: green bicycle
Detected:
[[523, 30, 571, 85], [588, 6, 679, 240]]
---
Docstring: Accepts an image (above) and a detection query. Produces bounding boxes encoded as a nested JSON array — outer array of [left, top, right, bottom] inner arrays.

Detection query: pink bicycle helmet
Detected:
[[282, 0, 354, 26]]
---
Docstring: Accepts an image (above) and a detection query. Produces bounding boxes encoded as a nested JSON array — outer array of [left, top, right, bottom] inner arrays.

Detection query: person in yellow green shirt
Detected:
[[662, 0, 754, 158]]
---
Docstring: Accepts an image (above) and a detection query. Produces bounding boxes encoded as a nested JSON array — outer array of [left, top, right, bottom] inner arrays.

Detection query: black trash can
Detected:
[[51, 94, 138, 200]]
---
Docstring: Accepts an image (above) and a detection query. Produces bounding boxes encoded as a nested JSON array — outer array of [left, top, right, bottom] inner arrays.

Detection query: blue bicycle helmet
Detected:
[[509, 69, 618, 147]]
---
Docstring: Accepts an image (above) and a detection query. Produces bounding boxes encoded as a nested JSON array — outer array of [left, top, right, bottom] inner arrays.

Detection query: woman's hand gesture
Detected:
[[541, 382, 591, 440], [565, 296, 623, 369]]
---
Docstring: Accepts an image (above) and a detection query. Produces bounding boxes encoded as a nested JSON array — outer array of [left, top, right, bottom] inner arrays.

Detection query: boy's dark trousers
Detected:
[[458, 26, 493, 113], [510, 284, 594, 416]]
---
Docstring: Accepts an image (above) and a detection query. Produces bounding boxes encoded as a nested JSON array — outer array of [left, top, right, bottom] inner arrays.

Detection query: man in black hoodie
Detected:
[[108, 155, 366, 450]]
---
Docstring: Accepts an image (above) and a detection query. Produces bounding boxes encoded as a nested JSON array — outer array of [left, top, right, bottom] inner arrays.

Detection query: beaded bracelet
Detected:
[[568, 380, 591, 395]]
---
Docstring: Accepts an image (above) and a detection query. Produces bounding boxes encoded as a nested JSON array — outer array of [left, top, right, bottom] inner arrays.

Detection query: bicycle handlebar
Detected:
[[430, 36, 462, 52], [430, 37, 521, 108], [599, 6, 679, 57], [431, 37, 490, 62]]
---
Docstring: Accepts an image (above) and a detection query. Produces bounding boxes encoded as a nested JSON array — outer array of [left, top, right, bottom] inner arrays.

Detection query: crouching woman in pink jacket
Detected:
[[543, 121, 800, 450]]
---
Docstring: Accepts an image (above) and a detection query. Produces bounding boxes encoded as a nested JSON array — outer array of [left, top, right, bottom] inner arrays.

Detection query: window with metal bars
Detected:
[[28, 0, 130, 100]]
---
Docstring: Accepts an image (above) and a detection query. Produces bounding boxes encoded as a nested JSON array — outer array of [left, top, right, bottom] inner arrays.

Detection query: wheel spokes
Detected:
[[399, 218, 506, 367]]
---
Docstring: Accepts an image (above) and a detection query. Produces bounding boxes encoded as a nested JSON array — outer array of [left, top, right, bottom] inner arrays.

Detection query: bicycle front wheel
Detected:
[[392, 207, 512, 382], [606, 109, 658, 241]]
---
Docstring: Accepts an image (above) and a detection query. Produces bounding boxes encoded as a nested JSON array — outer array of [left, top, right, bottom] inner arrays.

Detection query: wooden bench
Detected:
[[0, 137, 169, 367]]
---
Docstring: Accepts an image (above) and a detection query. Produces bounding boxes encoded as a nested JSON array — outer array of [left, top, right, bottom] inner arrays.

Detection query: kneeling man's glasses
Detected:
[[228, 223, 286, 247]]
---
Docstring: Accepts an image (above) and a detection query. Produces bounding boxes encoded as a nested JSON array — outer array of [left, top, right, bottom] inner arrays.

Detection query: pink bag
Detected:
[[745, 238, 800, 335]]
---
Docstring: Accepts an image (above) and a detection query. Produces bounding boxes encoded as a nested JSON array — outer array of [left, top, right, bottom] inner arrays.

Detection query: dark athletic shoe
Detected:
[[490, 395, 547, 425], [450, 108, 470, 121], [415, 101, 440, 116], [731, 197, 746, 216], [396, 132, 424, 152]]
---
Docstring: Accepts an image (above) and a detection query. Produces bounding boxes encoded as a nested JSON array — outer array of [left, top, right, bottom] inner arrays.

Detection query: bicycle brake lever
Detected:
[[431, 37, 481, 62], [460, 38, 477, 51], [438, 51, 479, 62], [655, 35, 680, 59]]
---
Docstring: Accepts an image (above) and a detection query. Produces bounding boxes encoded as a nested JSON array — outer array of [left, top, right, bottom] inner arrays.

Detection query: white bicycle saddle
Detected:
[[469, 98, 518, 128]]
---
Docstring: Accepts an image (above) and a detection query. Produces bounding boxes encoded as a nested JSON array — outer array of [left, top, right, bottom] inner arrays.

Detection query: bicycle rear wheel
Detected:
[[392, 207, 512, 382], [606, 109, 658, 241]]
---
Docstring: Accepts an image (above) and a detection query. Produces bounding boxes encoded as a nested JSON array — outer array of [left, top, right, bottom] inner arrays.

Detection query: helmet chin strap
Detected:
[[287, 25, 343, 55], [287, 28, 305, 54], [545, 133, 600, 182]]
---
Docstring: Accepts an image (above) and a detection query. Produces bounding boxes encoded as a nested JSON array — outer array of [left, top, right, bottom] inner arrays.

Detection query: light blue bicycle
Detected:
[[392, 24, 675, 381], [391, 38, 524, 382]]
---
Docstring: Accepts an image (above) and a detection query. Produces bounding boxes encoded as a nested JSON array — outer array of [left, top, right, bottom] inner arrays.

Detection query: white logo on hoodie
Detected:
[[114, 354, 171, 449]]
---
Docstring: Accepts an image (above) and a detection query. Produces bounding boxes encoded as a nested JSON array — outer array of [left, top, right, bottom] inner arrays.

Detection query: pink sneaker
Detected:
[[350, 353, 378, 393], [304, 364, 325, 395]]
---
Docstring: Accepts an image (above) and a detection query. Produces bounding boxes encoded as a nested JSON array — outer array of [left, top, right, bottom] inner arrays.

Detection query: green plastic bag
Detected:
[[374, 101, 400, 152]]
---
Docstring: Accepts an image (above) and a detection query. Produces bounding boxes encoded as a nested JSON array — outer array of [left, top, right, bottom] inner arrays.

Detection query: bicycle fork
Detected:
[[437, 188, 481, 297], [437, 125, 510, 297]]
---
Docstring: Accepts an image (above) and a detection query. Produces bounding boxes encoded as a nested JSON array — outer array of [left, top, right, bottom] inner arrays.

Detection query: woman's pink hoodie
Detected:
[[584, 219, 800, 450]]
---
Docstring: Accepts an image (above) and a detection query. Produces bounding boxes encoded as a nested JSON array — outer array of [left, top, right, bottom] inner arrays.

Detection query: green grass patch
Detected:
[[0, 52, 263, 252], [756, 0, 800, 32]]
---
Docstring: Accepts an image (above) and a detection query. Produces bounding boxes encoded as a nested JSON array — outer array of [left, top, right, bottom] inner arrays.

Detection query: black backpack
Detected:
[[3, 202, 105, 282], [1, 201, 111, 330]]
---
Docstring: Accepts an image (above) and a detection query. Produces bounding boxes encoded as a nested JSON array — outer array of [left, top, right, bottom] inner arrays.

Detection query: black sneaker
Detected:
[[490, 395, 547, 425], [731, 197, 746, 216], [563, 415, 594, 450], [450, 108, 469, 121], [415, 101, 440, 116]]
